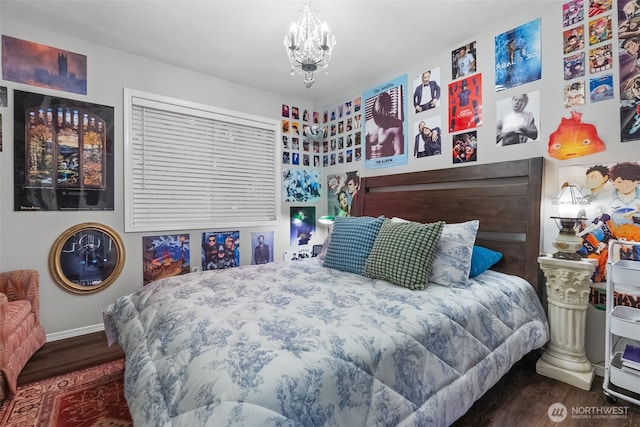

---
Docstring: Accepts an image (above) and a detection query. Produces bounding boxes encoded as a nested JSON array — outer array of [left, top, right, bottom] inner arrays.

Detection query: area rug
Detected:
[[0, 358, 132, 426]]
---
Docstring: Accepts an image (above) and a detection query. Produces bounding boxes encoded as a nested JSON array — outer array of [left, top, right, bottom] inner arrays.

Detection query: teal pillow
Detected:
[[363, 220, 444, 290], [323, 216, 385, 274], [469, 246, 503, 278]]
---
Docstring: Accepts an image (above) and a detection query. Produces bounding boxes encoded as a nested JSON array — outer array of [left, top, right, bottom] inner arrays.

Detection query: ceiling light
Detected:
[[284, 1, 336, 88]]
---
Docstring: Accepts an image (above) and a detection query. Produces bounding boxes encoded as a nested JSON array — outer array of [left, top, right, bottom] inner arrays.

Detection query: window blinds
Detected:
[[125, 90, 279, 232]]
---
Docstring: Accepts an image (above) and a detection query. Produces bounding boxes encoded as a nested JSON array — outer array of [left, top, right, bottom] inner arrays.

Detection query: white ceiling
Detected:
[[1, 0, 556, 103]]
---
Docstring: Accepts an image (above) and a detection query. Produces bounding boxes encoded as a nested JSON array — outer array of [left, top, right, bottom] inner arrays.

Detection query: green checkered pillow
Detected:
[[363, 219, 444, 290], [323, 216, 385, 274]]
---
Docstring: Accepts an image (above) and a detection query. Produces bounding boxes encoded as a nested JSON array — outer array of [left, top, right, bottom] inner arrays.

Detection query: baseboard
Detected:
[[593, 362, 605, 378], [46, 323, 105, 342]]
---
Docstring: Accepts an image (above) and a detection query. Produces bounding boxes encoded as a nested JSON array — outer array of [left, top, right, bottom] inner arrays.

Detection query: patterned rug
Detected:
[[0, 359, 132, 426]]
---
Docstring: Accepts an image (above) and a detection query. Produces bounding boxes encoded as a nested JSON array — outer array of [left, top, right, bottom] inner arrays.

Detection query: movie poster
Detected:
[[448, 73, 482, 133], [13, 90, 114, 211], [290, 206, 316, 247], [452, 131, 478, 163], [251, 231, 274, 265], [363, 75, 408, 170], [495, 18, 542, 91], [617, 0, 640, 142], [202, 230, 240, 270], [142, 234, 190, 285], [326, 170, 360, 217]]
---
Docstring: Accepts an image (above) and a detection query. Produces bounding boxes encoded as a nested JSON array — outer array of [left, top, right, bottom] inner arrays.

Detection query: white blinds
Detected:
[[124, 90, 279, 232]]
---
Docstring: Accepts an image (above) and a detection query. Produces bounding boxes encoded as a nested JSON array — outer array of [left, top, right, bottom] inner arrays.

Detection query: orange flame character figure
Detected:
[[548, 111, 605, 160]]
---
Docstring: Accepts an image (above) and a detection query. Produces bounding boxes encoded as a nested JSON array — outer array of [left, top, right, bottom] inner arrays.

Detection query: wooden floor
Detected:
[[16, 333, 640, 426]]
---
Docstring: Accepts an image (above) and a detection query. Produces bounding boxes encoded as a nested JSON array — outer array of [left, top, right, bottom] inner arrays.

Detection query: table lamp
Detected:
[[550, 182, 589, 260]]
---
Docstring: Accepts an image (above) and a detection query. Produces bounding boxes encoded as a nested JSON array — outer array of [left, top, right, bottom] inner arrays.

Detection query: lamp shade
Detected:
[[553, 182, 588, 217]]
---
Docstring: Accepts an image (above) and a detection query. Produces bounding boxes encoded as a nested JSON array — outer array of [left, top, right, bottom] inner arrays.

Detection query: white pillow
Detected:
[[391, 218, 479, 287], [318, 223, 333, 260]]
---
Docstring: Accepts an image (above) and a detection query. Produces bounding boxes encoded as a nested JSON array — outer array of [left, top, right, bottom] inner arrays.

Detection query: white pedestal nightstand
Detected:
[[536, 255, 597, 391]]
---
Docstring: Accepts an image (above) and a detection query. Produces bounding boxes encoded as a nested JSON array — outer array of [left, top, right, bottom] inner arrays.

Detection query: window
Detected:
[[124, 89, 280, 232]]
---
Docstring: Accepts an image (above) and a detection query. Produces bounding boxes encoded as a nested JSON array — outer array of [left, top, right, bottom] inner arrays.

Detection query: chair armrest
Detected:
[[0, 270, 41, 322]]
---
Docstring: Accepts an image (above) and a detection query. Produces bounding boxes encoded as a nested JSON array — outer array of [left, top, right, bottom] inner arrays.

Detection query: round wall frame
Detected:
[[49, 222, 125, 294]]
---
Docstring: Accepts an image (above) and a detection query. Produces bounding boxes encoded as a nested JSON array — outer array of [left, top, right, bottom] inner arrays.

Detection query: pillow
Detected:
[[430, 220, 479, 287], [469, 245, 503, 278], [363, 219, 444, 290], [323, 216, 384, 274], [391, 217, 479, 288], [317, 223, 333, 260]]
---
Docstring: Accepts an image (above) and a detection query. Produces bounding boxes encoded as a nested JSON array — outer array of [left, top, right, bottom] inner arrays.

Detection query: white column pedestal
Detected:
[[536, 256, 597, 391]]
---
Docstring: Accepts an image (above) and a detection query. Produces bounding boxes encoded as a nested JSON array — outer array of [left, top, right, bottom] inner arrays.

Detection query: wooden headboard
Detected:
[[352, 157, 544, 295]]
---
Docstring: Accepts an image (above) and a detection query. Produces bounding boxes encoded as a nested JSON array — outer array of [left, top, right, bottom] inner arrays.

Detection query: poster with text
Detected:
[[495, 18, 542, 91], [363, 75, 409, 170], [142, 234, 190, 285], [448, 73, 482, 133], [13, 90, 114, 211]]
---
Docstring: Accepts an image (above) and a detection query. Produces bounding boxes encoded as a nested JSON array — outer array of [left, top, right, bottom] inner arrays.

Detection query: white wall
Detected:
[[0, 19, 315, 338], [315, 3, 632, 370]]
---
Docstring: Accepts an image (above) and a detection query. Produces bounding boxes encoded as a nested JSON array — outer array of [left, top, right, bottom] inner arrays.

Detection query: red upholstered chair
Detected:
[[0, 270, 46, 399]]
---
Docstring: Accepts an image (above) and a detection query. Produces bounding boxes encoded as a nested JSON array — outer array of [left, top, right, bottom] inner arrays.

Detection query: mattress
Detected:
[[103, 258, 549, 426]]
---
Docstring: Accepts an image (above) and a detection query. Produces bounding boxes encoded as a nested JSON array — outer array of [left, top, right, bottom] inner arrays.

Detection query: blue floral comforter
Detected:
[[103, 259, 548, 426]]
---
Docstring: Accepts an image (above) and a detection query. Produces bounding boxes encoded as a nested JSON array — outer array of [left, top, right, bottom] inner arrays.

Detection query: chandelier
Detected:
[[284, 1, 336, 89]]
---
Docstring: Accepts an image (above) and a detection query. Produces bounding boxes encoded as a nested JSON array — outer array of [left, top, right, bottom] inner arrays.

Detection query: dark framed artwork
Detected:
[[13, 90, 114, 211], [49, 222, 125, 294]]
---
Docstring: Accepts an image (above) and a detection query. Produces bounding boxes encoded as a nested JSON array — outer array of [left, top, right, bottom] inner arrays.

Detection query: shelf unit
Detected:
[[603, 240, 640, 406]]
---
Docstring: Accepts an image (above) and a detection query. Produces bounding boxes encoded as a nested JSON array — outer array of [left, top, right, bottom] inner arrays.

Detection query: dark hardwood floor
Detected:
[[15, 333, 640, 426], [17, 331, 124, 386]]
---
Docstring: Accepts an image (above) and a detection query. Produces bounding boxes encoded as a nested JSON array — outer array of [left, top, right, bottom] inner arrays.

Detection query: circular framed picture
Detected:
[[49, 222, 125, 294]]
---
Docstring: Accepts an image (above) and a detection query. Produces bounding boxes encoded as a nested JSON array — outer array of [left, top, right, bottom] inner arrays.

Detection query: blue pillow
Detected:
[[323, 216, 384, 274], [469, 245, 503, 278]]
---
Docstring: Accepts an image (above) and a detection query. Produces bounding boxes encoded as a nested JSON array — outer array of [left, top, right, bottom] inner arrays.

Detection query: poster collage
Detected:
[[281, 98, 363, 168], [141, 230, 278, 285], [562, 0, 614, 111]]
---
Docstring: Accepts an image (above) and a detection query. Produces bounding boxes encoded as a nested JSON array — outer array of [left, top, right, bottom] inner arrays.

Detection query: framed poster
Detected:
[[13, 90, 114, 211], [49, 222, 125, 294]]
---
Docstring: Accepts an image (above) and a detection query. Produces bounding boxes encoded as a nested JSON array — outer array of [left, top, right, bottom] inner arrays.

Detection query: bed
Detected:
[[103, 157, 549, 426]]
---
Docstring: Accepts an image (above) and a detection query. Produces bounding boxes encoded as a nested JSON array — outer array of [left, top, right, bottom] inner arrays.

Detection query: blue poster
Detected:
[[495, 18, 542, 91], [363, 74, 409, 170]]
